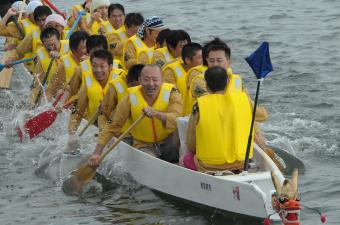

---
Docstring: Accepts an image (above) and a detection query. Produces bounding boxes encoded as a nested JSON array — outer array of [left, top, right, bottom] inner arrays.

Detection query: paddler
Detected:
[[88, 64, 183, 166], [83, 0, 110, 35], [104, 12, 144, 63], [61, 34, 110, 104], [162, 42, 202, 115], [123, 16, 165, 70], [45, 30, 89, 101], [68, 0, 92, 29], [100, 3, 125, 33], [67, 49, 125, 149], [183, 66, 253, 172], [152, 29, 191, 67], [29, 27, 70, 106], [98, 63, 144, 134], [155, 28, 171, 49]]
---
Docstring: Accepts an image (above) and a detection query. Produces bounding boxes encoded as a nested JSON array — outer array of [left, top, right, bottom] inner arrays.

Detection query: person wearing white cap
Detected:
[[45, 14, 68, 39], [123, 16, 165, 70], [0, 0, 42, 40], [84, 0, 109, 34]]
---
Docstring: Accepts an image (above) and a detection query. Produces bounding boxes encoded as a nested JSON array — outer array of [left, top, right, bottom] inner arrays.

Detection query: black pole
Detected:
[[12, 15, 25, 39], [243, 80, 262, 172], [34, 58, 55, 106]]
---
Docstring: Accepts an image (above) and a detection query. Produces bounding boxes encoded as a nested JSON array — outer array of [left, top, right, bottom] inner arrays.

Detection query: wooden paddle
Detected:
[[42, 0, 66, 19], [0, 57, 35, 89], [17, 0, 26, 21], [62, 114, 145, 195], [78, 108, 100, 137]]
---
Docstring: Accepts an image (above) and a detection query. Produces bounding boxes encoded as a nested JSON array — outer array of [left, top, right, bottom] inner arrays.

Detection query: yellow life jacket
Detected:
[[85, 74, 111, 120], [152, 47, 174, 67], [196, 91, 252, 165], [36, 40, 70, 83], [162, 59, 187, 112], [81, 59, 126, 85], [61, 53, 79, 83], [124, 35, 154, 65], [105, 24, 127, 61], [129, 83, 175, 142], [32, 28, 42, 51], [185, 65, 207, 115], [87, 18, 106, 35], [20, 18, 38, 36]]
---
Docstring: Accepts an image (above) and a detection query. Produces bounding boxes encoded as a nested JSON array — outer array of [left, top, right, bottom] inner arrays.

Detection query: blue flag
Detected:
[[245, 41, 273, 79]]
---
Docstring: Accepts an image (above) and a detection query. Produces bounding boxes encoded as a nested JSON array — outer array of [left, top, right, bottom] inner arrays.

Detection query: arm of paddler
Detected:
[[66, 66, 83, 96], [0, 21, 22, 39], [185, 105, 199, 153], [162, 88, 184, 130], [98, 84, 118, 130], [45, 62, 66, 102], [123, 41, 137, 70], [191, 75, 208, 98], [244, 88, 268, 122], [97, 95, 131, 146], [68, 85, 88, 135], [163, 68, 177, 86], [15, 34, 33, 59]]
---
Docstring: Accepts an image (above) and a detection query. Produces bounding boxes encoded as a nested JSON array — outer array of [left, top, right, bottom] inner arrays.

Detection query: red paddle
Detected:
[[16, 95, 73, 141], [42, 0, 66, 19]]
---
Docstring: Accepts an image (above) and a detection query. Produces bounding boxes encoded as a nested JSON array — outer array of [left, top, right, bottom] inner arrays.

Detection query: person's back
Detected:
[[184, 67, 253, 172]]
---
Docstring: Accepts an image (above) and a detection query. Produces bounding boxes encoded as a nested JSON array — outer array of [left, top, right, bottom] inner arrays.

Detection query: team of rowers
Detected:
[[0, 0, 284, 173]]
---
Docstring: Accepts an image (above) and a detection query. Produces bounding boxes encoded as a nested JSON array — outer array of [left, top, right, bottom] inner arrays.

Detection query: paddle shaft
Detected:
[[11, 15, 24, 39], [18, 0, 26, 20], [0, 57, 35, 72], [65, 12, 84, 40], [243, 80, 261, 172], [34, 58, 55, 106], [78, 108, 100, 137], [98, 115, 145, 163], [42, 0, 66, 19]]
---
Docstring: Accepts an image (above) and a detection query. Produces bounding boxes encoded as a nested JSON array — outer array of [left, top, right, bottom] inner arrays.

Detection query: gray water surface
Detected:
[[1, 0, 339, 224]]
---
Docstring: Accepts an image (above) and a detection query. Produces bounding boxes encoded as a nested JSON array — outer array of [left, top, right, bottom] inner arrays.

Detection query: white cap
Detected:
[[27, 1, 43, 14], [11, 1, 28, 12], [45, 14, 67, 27]]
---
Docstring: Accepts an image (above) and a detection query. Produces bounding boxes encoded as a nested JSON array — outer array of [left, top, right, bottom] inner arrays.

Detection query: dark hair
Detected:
[[166, 29, 191, 51], [86, 34, 108, 53], [90, 49, 113, 66], [124, 13, 144, 28], [69, 31, 89, 52], [156, 28, 171, 47], [33, 5, 52, 22], [40, 27, 60, 42], [108, 3, 125, 17], [127, 64, 144, 84], [203, 38, 231, 66], [182, 42, 202, 62], [204, 66, 228, 92]]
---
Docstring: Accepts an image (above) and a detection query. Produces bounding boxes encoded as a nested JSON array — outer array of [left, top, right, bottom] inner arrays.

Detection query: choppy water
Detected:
[[1, 0, 340, 224]]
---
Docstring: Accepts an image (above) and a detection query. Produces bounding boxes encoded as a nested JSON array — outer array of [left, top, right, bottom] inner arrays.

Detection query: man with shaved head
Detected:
[[88, 64, 183, 165]]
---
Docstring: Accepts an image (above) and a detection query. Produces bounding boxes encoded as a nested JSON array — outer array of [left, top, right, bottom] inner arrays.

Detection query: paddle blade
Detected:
[[62, 163, 97, 195], [0, 64, 4, 72], [245, 41, 273, 79], [23, 109, 57, 139]]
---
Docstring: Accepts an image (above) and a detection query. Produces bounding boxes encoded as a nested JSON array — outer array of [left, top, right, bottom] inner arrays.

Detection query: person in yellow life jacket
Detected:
[[83, 0, 109, 35], [152, 29, 191, 68], [163, 43, 202, 115], [184, 66, 253, 172], [105, 12, 144, 63], [88, 64, 183, 166], [62, 34, 109, 103], [67, 49, 119, 151], [29, 27, 70, 106], [98, 64, 144, 135], [123, 16, 165, 70], [4, 6, 52, 66], [0, 0, 41, 41], [68, 0, 91, 29], [101, 3, 125, 33], [46, 30, 89, 102], [44, 14, 68, 40]]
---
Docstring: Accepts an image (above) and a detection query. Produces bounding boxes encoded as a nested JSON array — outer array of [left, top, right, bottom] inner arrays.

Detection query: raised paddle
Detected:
[[16, 94, 74, 141], [42, 0, 66, 19], [65, 11, 85, 40], [11, 15, 25, 39], [243, 42, 274, 173], [0, 57, 35, 72], [62, 114, 145, 195]]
